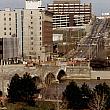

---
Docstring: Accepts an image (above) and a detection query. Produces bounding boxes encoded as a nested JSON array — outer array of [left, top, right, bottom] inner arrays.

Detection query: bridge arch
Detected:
[[56, 69, 67, 82], [44, 72, 56, 85]]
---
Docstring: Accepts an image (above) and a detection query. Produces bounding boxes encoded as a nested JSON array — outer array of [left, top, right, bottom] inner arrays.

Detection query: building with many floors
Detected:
[[47, 0, 92, 29], [0, 0, 53, 62], [23, 9, 53, 61]]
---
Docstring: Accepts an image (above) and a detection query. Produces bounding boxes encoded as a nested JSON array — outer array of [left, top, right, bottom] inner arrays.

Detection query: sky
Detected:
[[0, 0, 109, 16]]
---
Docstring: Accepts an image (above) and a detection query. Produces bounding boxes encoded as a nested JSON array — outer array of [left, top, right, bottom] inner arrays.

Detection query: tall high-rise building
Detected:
[[48, 1, 92, 29], [25, 0, 42, 9], [23, 9, 53, 61]]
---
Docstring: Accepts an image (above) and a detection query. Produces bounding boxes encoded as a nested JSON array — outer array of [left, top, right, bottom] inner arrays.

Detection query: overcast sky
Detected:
[[0, 0, 109, 16]]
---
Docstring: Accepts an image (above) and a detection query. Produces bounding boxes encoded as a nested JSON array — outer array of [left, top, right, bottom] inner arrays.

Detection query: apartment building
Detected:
[[0, 8, 18, 63], [23, 0, 53, 61], [48, 0, 92, 28], [0, 8, 17, 38], [0, 0, 53, 62], [23, 9, 53, 61]]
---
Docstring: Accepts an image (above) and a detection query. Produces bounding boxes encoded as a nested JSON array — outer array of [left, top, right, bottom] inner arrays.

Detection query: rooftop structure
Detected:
[[53, 0, 80, 4], [25, 0, 42, 9]]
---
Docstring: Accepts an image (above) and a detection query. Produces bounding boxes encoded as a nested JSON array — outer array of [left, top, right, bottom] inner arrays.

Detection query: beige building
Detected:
[[0, 8, 18, 63], [0, 8, 17, 38], [0, 7, 53, 62], [23, 9, 53, 61]]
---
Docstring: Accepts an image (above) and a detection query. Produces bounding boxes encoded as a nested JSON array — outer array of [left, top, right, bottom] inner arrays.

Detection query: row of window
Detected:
[[30, 37, 42, 41], [4, 18, 11, 21], [30, 47, 42, 51], [4, 27, 11, 30], [4, 32, 12, 35], [4, 13, 11, 16]]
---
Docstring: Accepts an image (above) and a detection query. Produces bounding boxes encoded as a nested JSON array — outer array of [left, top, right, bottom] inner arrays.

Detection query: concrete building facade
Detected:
[[25, 0, 42, 9], [0, 8, 19, 63], [0, 8, 53, 62], [0, 0, 53, 62], [48, 0, 92, 29], [23, 9, 53, 61], [14, 9, 24, 58], [0, 8, 17, 38]]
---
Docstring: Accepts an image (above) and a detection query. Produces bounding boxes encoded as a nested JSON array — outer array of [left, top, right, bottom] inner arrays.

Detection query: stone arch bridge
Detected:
[[0, 65, 91, 91]]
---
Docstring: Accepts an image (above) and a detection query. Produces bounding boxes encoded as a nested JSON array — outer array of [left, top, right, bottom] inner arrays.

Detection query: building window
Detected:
[[31, 48, 33, 50], [40, 32, 41, 35], [4, 14, 5, 16], [4, 32, 6, 35], [31, 22, 33, 24], [4, 27, 6, 30], [40, 27, 41, 30], [40, 21, 42, 25], [40, 42, 41, 45], [9, 13, 11, 16], [9, 18, 11, 21], [9, 28, 11, 30], [4, 18, 6, 21], [39, 16, 41, 19], [31, 11, 33, 14], [31, 27, 33, 29], [31, 32, 33, 35], [40, 37, 41, 40], [31, 42, 33, 45], [9, 32, 11, 35], [38, 56, 40, 60], [31, 37, 33, 40], [31, 16, 33, 19], [40, 47, 42, 50]]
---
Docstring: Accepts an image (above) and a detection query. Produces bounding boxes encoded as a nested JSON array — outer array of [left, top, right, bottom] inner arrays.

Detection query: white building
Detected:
[[25, 0, 42, 9]]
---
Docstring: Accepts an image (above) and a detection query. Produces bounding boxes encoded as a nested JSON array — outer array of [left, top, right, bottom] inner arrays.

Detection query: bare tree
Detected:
[[88, 92, 107, 110]]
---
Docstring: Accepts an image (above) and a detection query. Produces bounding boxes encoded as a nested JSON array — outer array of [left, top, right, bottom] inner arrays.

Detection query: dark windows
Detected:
[[4, 32, 6, 35], [9, 18, 11, 21], [4, 18, 6, 21], [31, 37, 33, 40], [31, 32, 33, 35]]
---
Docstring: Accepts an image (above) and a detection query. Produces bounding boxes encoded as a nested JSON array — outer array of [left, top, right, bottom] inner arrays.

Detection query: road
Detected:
[[67, 17, 110, 60]]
